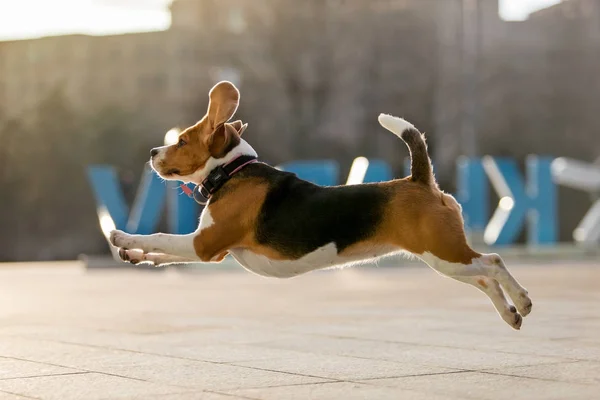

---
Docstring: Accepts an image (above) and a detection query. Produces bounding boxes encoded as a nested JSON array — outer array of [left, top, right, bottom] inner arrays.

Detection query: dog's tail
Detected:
[[378, 114, 435, 187]]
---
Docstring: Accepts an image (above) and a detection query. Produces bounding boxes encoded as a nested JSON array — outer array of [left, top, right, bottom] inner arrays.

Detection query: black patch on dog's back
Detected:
[[250, 164, 390, 259]]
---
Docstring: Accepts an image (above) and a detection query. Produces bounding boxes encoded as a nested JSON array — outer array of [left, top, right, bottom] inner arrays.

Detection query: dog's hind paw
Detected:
[[515, 292, 533, 317], [501, 306, 523, 330]]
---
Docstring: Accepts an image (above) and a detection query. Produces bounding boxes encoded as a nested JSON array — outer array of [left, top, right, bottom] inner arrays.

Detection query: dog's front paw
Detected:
[[118, 248, 152, 266], [118, 247, 133, 263], [110, 229, 130, 248]]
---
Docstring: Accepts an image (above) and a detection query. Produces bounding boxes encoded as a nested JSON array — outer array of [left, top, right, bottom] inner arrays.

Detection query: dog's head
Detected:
[[150, 81, 248, 183]]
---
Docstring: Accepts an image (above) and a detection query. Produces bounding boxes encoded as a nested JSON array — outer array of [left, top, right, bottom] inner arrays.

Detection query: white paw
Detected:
[[514, 291, 533, 317], [502, 305, 523, 330], [118, 248, 153, 265], [109, 229, 132, 248]]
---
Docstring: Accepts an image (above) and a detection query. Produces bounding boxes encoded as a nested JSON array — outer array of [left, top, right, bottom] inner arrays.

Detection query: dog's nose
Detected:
[[150, 148, 159, 157]]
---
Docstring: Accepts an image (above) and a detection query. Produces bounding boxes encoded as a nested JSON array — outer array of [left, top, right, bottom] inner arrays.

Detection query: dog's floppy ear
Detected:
[[205, 82, 242, 157], [227, 120, 248, 136], [207, 123, 240, 157], [207, 81, 240, 129]]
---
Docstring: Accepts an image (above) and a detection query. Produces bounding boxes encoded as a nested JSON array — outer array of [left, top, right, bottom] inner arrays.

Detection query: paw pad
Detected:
[[118, 248, 129, 261]]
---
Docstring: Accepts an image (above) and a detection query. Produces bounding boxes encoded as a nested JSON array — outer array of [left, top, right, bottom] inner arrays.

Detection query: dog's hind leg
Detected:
[[419, 252, 532, 319], [413, 201, 532, 318]]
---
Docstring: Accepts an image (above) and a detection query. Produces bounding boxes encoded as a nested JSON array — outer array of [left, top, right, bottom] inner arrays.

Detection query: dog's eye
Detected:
[[177, 138, 187, 148]]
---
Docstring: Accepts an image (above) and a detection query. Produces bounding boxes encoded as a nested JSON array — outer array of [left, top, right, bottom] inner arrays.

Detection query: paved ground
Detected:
[[0, 261, 599, 399]]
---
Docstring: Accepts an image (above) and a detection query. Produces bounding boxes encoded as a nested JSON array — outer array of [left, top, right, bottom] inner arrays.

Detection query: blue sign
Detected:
[[480, 156, 556, 246], [87, 156, 558, 246]]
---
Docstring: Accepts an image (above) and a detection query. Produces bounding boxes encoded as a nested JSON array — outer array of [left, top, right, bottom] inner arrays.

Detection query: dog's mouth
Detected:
[[165, 168, 181, 176], [150, 158, 182, 178]]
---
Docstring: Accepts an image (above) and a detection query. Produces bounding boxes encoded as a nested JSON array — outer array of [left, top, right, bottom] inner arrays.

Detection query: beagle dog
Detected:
[[110, 81, 532, 329]]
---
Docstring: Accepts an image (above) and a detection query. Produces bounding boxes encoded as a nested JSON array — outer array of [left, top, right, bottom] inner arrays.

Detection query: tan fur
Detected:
[[193, 177, 270, 261], [152, 81, 243, 180], [341, 180, 478, 265], [228, 120, 248, 136]]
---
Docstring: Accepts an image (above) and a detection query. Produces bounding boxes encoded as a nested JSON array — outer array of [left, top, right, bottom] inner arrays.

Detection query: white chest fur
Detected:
[[198, 207, 215, 231]]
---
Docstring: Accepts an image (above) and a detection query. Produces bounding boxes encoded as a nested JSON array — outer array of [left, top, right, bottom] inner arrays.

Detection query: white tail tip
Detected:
[[378, 113, 415, 136]]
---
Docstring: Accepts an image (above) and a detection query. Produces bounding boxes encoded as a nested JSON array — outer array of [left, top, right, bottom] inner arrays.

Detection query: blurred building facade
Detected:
[[1, 0, 599, 260], [2, 0, 599, 165]]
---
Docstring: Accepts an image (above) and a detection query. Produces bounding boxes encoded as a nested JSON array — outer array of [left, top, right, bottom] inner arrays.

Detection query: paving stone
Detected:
[[251, 336, 569, 370], [0, 392, 34, 400], [0, 338, 328, 391], [105, 360, 331, 391], [0, 357, 81, 380], [0, 373, 179, 400], [128, 391, 249, 400], [225, 381, 461, 400], [363, 371, 599, 400], [485, 360, 600, 385], [0, 337, 166, 371], [0, 324, 314, 362], [468, 337, 600, 361], [232, 353, 457, 380], [141, 343, 316, 363], [0, 327, 320, 364]]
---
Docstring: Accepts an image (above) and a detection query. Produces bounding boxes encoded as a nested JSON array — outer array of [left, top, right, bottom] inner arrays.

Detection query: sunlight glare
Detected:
[[164, 128, 180, 146], [499, 196, 515, 211], [98, 207, 116, 239], [346, 157, 369, 185], [0, 0, 171, 40]]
